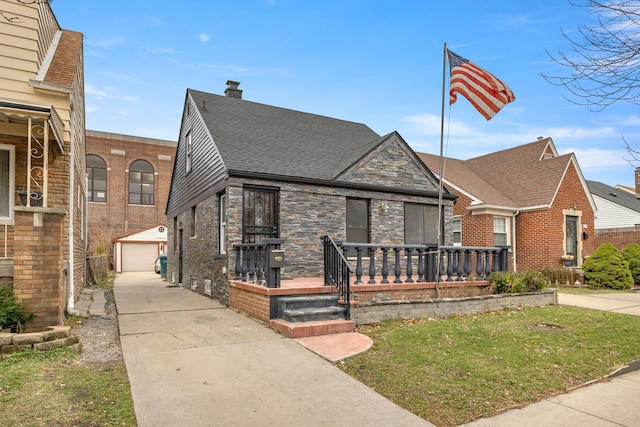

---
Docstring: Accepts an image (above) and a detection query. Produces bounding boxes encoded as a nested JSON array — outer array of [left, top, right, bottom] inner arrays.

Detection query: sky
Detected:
[[51, 0, 640, 188]]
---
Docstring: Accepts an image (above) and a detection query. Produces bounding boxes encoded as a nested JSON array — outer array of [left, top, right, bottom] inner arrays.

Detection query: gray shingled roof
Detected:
[[587, 180, 640, 213], [189, 89, 382, 180]]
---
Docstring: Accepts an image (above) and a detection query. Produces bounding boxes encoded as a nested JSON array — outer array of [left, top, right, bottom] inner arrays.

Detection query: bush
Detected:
[[489, 270, 546, 294], [582, 243, 633, 290], [540, 267, 577, 287], [0, 286, 35, 333], [622, 243, 640, 285]]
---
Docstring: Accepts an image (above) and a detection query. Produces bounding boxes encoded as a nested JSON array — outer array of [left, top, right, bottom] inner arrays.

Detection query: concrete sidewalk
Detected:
[[114, 272, 433, 427]]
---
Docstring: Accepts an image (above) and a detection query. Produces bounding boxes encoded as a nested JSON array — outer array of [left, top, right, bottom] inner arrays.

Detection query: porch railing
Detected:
[[330, 241, 510, 285], [233, 238, 284, 288], [322, 236, 352, 320]]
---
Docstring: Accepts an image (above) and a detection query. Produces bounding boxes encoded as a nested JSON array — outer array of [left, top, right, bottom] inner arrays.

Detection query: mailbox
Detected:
[[269, 249, 285, 268]]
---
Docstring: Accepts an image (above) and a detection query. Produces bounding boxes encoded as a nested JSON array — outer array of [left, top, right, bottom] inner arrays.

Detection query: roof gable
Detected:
[[339, 132, 442, 193], [188, 89, 382, 181], [419, 137, 594, 210]]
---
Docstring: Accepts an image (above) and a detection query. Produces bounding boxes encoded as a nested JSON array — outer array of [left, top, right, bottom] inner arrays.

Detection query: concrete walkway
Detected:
[[113, 272, 433, 427]]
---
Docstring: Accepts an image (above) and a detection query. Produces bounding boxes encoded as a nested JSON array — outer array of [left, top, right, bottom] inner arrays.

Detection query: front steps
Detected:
[[270, 294, 353, 338], [271, 318, 355, 338]]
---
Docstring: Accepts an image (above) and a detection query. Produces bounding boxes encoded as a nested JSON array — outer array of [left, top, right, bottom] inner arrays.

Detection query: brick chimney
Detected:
[[224, 80, 242, 99], [636, 167, 640, 195]]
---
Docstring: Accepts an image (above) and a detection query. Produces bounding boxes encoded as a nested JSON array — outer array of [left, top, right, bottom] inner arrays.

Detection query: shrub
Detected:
[[582, 243, 633, 290], [489, 270, 546, 294], [540, 267, 576, 287], [0, 286, 35, 333], [622, 243, 640, 285]]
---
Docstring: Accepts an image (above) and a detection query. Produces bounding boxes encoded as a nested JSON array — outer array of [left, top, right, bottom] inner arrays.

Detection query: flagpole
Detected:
[[435, 43, 447, 297]]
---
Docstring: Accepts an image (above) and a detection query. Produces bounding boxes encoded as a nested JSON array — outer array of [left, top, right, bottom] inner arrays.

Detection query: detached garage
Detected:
[[114, 225, 167, 273]]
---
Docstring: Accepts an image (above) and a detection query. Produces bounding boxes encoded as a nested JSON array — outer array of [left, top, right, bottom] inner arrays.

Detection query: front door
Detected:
[[565, 215, 578, 266]]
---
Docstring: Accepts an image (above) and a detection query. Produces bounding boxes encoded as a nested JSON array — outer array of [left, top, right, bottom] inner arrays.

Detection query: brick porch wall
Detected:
[[594, 226, 640, 251], [12, 210, 65, 331]]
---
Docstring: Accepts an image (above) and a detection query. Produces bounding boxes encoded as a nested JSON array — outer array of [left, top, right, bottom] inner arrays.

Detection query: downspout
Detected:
[[512, 210, 519, 272], [66, 123, 79, 315]]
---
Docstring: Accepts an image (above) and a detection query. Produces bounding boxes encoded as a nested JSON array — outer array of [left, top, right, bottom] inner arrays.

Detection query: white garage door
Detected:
[[122, 243, 158, 272]]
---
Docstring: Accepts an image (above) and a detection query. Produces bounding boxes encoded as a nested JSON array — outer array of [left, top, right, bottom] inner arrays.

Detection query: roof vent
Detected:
[[224, 80, 243, 99]]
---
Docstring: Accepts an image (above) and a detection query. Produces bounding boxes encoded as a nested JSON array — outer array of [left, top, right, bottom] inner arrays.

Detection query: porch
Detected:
[[227, 237, 532, 337]]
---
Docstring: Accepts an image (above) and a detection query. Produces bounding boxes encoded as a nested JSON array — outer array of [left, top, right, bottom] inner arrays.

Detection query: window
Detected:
[[493, 217, 509, 246], [87, 154, 106, 202], [346, 198, 369, 244], [243, 186, 279, 243], [0, 145, 15, 221], [404, 203, 442, 244], [190, 206, 197, 237], [173, 217, 178, 252], [453, 216, 462, 246], [219, 193, 227, 254], [185, 131, 192, 174], [129, 160, 154, 205]]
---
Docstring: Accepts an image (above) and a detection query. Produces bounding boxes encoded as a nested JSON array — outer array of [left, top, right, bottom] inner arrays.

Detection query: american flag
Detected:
[[447, 49, 515, 120]]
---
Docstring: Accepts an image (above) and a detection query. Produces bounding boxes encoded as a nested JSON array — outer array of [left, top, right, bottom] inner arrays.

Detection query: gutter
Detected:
[[66, 119, 78, 315], [512, 210, 520, 272]]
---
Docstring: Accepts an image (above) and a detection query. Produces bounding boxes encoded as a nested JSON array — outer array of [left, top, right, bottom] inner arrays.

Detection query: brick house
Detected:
[[85, 130, 176, 271], [165, 81, 456, 304], [419, 137, 597, 271], [588, 173, 640, 250], [0, 1, 86, 330]]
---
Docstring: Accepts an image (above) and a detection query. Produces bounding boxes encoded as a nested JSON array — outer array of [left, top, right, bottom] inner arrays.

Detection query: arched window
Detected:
[[87, 154, 107, 202], [129, 160, 154, 205]]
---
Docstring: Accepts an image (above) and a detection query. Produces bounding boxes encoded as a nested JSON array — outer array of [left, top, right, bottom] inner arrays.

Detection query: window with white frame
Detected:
[[493, 217, 509, 246], [129, 160, 155, 205], [453, 216, 462, 246], [219, 193, 227, 254], [185, 131, 192, 174], [0, 145, 15, 221]]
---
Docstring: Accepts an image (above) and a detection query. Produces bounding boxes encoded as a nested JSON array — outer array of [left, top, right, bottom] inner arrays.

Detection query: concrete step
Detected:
[[281, 305, 347, 323], [278, 295, 340, 310], [270, 318, 356, 338]]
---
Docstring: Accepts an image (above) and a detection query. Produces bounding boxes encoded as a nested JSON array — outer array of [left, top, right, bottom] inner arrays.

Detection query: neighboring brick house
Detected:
[[588, 174, 640, 250], [0, 1, 86, 330], [419, 137, 597, 271], [86, 130, 176, 271], [165, 81, 455, 304]]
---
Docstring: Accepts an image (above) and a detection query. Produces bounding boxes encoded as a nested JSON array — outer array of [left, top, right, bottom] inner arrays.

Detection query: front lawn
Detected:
[[340, 305, 640, 427]]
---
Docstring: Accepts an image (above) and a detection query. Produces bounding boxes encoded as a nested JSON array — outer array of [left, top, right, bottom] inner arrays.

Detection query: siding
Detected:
[[593, 194, 640, 229], [166, 94, 226, 217]]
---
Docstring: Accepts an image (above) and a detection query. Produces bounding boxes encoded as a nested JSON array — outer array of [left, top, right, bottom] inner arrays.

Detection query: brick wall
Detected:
[[594, 226, 640, 250], [86, 131, 176, 264], [12, 211, 65, 331]]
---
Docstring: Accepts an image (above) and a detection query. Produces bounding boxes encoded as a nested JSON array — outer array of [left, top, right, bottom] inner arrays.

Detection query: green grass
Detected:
[[340, 306, 640, 427], [0, 349, 136, 427]]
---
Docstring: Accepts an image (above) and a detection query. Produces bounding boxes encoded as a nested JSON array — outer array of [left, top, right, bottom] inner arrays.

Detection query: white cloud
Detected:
[[145, 47, 173, 55], [85, 84, 138, 103], [87, 37, 125, 49], [199, 33, 210, 42]]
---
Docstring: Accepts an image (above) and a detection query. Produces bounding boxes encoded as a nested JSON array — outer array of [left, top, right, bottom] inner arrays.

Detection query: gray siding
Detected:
[[166, 95, 226, 217]]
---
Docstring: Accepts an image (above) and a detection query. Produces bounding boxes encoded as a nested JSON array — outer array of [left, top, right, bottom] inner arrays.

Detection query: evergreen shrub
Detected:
[[582, 243, 633, 290], [0, 286, 35, 333], [622, 243, 640, 285]]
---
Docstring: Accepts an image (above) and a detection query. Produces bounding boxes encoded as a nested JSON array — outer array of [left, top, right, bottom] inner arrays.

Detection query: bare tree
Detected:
[[543, 1, 640, 111], [1, 0, 53, 23]]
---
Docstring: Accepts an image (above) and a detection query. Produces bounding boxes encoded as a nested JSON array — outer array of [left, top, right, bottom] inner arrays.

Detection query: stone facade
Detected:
[[167, 174, 453, 305]]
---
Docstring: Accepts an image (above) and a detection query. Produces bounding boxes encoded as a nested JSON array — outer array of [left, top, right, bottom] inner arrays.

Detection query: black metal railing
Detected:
[[233, 238, 285, 288], [329, 241, 510, 285], [322, 236, 352, 320]]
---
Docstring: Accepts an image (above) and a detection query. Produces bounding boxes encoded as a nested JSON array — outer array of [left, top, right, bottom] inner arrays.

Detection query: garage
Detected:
[[114, 225, 167, 273], [121, 243, 158, 272]]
